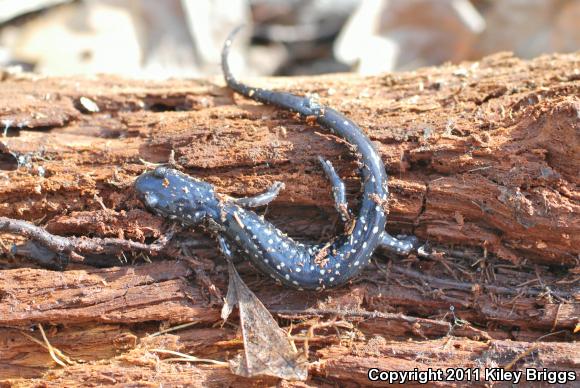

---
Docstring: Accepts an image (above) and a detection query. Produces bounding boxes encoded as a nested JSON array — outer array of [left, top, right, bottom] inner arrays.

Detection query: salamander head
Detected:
[[135, 166, 219, 224]]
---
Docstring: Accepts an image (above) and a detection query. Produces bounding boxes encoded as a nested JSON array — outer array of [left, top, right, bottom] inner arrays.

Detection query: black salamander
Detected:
[[134, 28, 418, 290]]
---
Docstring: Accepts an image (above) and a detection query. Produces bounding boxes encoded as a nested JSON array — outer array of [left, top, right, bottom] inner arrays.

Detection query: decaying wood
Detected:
[[0, 52, 578, 386]]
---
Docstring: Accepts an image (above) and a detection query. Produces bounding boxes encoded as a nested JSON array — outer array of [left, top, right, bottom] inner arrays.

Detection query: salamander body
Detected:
[[135, 28, 417, 290]]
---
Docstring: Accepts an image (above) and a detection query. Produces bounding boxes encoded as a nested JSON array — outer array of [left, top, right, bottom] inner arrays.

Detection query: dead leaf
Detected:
[[222, 261, 308, 380]]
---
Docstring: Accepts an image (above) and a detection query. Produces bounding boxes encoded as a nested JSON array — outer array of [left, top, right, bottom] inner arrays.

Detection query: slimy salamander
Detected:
[[134, 27, 418, 290]]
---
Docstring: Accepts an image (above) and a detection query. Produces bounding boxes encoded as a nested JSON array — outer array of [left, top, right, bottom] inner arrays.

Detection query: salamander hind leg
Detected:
[[379, 232, 419, 256], [233, 181, 285, 208], [318, 156, 350, 221]]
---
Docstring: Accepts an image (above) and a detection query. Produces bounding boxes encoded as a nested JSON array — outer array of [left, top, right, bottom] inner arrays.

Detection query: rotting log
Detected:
[[0, 52, 578, 386]]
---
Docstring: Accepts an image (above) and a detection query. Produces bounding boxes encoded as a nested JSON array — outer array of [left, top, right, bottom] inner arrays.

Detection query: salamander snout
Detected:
[[135, 166, 218, 224]]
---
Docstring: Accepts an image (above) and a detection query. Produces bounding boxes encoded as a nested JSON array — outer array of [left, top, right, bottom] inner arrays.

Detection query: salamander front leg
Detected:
[[233, 181, 285, 208], [379, 232, 419, 256], [218, 235, 235, 260], [318, 156, 350, 221]]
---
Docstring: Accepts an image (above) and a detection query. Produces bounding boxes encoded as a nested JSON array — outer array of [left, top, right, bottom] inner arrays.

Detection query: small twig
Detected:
[[502, 345, 538, 370], [168, 150, 178, 166], [550, 303, 563, 333], [313, 130, 350, 146], [555, 276, 580, 285], [181, 247, 223, 303], [20, 324, 74, 367], [93, 194, 108, 211], [139, 158, 164, 168], [390, 264, 570, 299], [149, 321, 200, 338], [151, 349, 228, 366], [466, 166, 492, 173], [373, 257, 391, 281], [516, 278, 540, 288], [276, 308, 442, 328], [137, 251, 153, 263], [38, 323, 70, 367], [0, 216, 173, 266], [276, 307, 493, 341], [302, 318, 353, 358], [534, 330, 568, 342]]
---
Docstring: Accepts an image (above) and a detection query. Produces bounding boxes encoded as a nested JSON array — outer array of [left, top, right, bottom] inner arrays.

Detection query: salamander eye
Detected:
[[152, 166, 168, 177]]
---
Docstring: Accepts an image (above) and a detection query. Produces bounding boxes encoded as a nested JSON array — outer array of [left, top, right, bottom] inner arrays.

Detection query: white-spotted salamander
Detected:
[[134, 27, 419, 290]]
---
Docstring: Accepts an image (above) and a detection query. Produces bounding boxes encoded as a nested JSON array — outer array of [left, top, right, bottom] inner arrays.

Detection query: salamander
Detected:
[[134, 27, 418, 290]]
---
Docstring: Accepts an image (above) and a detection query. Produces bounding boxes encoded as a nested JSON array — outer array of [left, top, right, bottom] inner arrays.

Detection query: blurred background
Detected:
[[0, 0, 578, 79]]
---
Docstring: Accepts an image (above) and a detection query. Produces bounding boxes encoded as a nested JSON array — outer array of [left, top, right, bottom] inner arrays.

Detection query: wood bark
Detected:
[[0, 52, 578, 386]]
